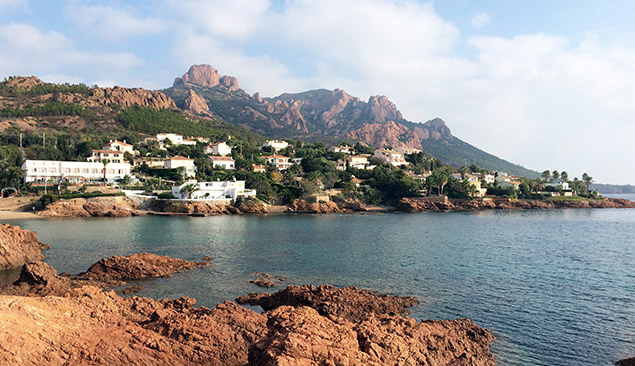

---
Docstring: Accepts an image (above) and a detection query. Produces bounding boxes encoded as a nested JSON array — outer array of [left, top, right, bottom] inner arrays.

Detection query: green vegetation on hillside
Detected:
[[0, 102, 93, 118]]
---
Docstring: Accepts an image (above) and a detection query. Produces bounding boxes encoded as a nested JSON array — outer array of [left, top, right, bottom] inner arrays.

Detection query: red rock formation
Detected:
[[90, 86, 176, 109], [174, 64, 240, 92], [288, 199, 348, 213], [236, 284, 420, 322], [147, 199, 269, 215], [0, 224, 49, 270], [79, 252, 212, 281], [183, 88, 210, 115], [37, 196, 141, 218], [397, 197, 635, 212], [2, 76, 44, 89]]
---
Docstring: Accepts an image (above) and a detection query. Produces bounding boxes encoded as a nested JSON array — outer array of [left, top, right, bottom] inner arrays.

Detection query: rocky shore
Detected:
[[37, 196, 143, 218], [0, 224, 497, 365], [397, 196, 635, 212]]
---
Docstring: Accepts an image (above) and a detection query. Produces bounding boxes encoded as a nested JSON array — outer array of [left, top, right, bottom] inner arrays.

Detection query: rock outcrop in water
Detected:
[[146, 199, 269, 215], [0, 224, 49, 270], [0, 251, 496, 365]]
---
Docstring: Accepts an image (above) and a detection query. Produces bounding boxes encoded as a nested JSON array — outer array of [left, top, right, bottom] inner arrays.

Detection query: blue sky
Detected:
[[2, 0, 635, 184]]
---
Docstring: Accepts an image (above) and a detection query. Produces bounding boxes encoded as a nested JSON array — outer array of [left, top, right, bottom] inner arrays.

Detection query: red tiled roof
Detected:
[[167, 156, 193, 161], [105, 140, 133, 146], [208, 156, 235, 161], [92, 150, 123, 154]]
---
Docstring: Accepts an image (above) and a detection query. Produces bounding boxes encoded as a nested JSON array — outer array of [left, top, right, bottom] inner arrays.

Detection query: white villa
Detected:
[[208, 155, 235, 170], [87, 150, 126, 163], [394, 146, 422, 155], [145, 133, 198, 149], [22, 160, 131, 183], [373, 149, 409, 167], [545, 181, 570, 191], [171, 180, 256, 202], [102, 140, 134, 154], [329, 145, 352, 154], [261, 155, 293, 170], [204, 142, 232, 156], [164, 156, 196, 178], [262, 140, 289, 152], [347, 155, 370, 169], [87, 140, 135, 163]]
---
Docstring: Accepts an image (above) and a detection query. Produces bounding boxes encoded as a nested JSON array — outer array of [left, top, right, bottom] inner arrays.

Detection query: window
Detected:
[[32, 168, 37, 172], [108, 169, 115, 174], [51, 168, 56, 173], [92, 169, 99, 174], [73, 168, 80, 173], [83, 168, 89, 173], [64, 168, 71, 173], [41, 168, 47, 173]]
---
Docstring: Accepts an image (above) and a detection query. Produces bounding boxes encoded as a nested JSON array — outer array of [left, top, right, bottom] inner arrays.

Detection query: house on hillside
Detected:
[[373, 149, 409, 167], [262, 140, 289, 152], [101, 140, 134, 154], [347, 155, 370, 169], [262, 155, 293, 170], [208, 155, 235, 170], [164, 156, 196, 178], [204, 142, 232, 156], [87, 150, 126, 164]]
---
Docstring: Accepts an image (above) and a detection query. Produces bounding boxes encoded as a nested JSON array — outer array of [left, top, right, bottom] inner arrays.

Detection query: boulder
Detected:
[[0, 224, 49, 270]]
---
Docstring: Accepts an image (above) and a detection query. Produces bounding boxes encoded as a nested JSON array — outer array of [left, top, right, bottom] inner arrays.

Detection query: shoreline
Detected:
[[2, 196, 634, 221]]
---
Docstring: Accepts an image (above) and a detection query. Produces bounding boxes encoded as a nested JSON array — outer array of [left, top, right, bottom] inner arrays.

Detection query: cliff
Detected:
[[0, 224, 49, 271]]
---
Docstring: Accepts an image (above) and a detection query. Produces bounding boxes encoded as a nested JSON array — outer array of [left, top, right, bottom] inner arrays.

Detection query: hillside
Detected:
[[163, 65, 539, 177], [0, 76, 265, 153]]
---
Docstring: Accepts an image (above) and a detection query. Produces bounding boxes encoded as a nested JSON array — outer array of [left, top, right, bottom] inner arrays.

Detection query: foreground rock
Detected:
[[2, 253, 211, 296], [0, 224, 49, 270], [0, 278, 495, 365], [397, 196, 635, 212], [617, 357, 635, 366], [38, 196, 142, 217], [237, 284, 420, 322]]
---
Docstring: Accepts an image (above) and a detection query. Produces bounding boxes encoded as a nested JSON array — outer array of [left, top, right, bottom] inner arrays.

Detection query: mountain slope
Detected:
[[163, 65, 539, 177]]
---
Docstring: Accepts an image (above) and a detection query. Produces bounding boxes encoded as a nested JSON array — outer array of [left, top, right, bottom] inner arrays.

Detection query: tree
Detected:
[[180, 183, 198, 199], [101, 159, 110, 182], [561, 171, 568, 182], [541, 170, 551, 182], [552, 170, 560, 182], [582, 173, 593, 193]]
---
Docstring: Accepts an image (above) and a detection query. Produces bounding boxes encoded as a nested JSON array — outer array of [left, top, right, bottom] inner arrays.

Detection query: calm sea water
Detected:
[[3, 209, 635, 366]]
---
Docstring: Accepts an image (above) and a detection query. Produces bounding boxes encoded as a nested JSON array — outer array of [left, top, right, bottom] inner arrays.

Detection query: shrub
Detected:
[[157, 192, 175, 199]]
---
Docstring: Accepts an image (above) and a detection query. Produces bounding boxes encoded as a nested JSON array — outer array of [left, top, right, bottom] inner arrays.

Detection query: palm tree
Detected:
[[541, 170, 551, 182], [180, 183, 199, 199], [552, 170, 560, 182], [101, 158, 110, 183], [582, 173, 593, 193], [561, 171, 568, 182]]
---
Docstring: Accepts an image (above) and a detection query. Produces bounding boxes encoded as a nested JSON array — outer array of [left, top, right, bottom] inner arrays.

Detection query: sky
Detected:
[[1, 0, 635, 184]]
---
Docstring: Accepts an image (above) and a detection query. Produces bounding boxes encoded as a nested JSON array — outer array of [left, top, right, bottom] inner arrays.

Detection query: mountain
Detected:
[[163, 65, 539, 177], [0, 75, 263, 145]]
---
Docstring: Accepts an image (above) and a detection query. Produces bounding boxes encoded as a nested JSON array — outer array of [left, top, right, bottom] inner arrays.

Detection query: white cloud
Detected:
[[0, 23, 143, 81], [471, 12, 490, 28], [166, 0, 270, 41], [68, 5, 165, 41]]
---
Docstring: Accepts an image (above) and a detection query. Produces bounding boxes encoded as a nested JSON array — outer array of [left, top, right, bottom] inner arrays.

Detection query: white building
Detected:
[[204, 142, 232, 156], [373, 149, 409, 167], [22, 160, 131, 183], [164, 156, 197, 178], [394, 146, 422, 155], [208, 155, 235, 170], [347, 155, 370, 169], [262, 140, 289, 152], [545, 181, 570, 190], [171, 180, 256, 202], [102, 140, 134, 154], [145, 133, 197, 149], [329, 145, 352, 154], [87, 150, 126, 163], [262, 155, 293, 170]]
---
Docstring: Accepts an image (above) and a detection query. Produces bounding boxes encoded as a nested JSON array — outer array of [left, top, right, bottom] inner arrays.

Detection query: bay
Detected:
[[3, 209, 635, 365]]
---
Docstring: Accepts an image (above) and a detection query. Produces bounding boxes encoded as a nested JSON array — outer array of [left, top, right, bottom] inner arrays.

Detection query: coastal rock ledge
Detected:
[[0, 260, 495, 365]]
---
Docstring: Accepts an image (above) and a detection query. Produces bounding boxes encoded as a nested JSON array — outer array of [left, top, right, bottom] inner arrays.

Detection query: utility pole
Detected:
[[42, 132, 45, 149], [19, 133, 23, 148]]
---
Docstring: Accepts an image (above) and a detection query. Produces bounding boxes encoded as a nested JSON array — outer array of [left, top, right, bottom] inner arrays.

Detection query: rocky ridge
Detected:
[[183, 88, 210, 115], [0, 224, 49, 271]]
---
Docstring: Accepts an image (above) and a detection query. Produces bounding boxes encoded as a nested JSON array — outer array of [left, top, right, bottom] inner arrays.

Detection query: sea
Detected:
[[2, 206, 634, 365]]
